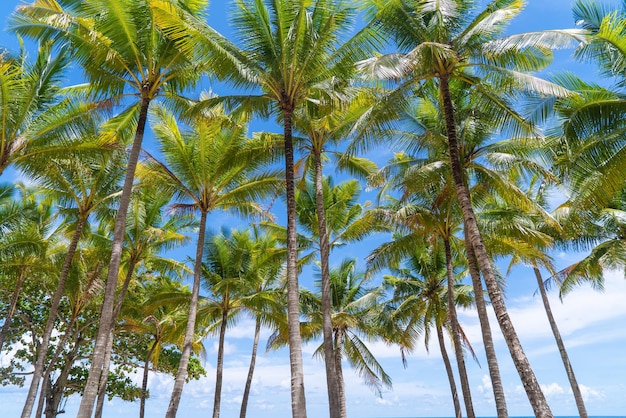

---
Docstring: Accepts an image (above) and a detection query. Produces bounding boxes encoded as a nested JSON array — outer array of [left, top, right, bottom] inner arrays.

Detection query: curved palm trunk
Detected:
[[239, 316, 261, 418], [165, 209, 208, 418], [444, 238, 475, 418], [22, 215, 87, 418], [95, 261, 139, 418], [534, 267, 588, 417], [465, 240, 508, 416], [0, 268, 26, 351], [140, 339, 159, 418], [282, 106, 307, 418], [77, 91, 153, 418], [333, 329, 347, 417], [212, 308, 229, 418], [313, 149, 341, 418], [439, 76, 552, 417], [436, 324, 462, 418]]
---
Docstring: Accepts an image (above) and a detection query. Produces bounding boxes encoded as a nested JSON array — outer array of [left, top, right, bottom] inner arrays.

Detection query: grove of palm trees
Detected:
[[0, 0, 625, 417]]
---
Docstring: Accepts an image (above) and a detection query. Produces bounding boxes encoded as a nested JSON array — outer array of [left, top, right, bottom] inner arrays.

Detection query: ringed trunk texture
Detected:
[[436, 324, 462, 418], [439, 75, 552, 417], [444, 238, 475, 418], [313, 149, 342, 418], [282, 106, 307, 418], [239, 316, 261, 418], [212, 309, 229, 418], [534, 268, 588, 418], [0, 268, 26, 352], [77, 92, 152, 418], [165, 210, 208, 418], [333, 329, 347, 417], [94, 260, 138, 418], [465, 240, 508, 416], [22, 215, 87, 418]]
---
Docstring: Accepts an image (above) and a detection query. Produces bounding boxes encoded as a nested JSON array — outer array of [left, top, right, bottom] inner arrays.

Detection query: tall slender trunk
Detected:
[[239, 316, 261, 418], [534, 267, 588, 417], [95, 260, 139, 418], [465, 240, 508, 416], [22, 215, 87, 418], [313, 149, 341, 418], [0, 268, 26, 351], [212, 308, 229, 418], [77, 91, 153, 418], [165, 209, 208, 418], [444, 238, 475, 418], [282, 105, 307, 418], [436, 324, 462, 418], [439, 75, 552, 417], [140, 339, 159, 418], [333, 329, 347, 417]]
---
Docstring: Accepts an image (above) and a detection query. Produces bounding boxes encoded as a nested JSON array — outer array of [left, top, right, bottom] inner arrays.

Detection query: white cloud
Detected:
[[578, 384, 606, 402], [541, 382, 565, 397]]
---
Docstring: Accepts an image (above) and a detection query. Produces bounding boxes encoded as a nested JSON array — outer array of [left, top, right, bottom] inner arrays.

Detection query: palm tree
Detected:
[[93, 186, 194, 418], [120, 275, 195, 418], [12, 2, 204, 415], [150, 2, 383, 415], [139, 103, 282, 418], [18, 150, 124, 417], [360, 1, 585, 414], [382, 241, 475, 418], [198, 228, 282, 418]]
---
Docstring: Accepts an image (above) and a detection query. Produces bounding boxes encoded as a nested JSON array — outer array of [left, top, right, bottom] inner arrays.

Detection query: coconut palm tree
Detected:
[[382, 241, 475, 418], [18, 149, 125, 417], [359, 2, 584, 414], [150, 2, 383, 414], [12, 2, 204, 414], [139, 103, 282, 418]]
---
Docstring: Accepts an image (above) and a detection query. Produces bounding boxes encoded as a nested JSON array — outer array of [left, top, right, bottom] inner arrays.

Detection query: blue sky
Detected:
[[1, 1, 625, 417]]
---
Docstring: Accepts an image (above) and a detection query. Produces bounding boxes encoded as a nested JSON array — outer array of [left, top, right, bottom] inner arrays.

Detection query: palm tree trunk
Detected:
[[444, 238, 475, 418], [239, 316, 261, 418], [77, 91, 153, 418], [436, 324, 462, 418], [212, 308, 229, 418], [333, 329, 347, 418], [140, 339, 159, 418], [465, 239, 508, 416], [22, 215, 87, 418], [439, 75, 552, 417], [94, 261, 139, 418], [282, 105, 307, 418], [313, 149, 341, 418], [0, 268, 26, 352], [165, 209, 208, 418], [534, 267, 588, 418]]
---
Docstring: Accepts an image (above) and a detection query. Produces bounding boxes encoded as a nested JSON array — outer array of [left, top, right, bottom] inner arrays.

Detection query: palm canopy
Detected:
[[11, 0, 202, 104], [360, 0, 581, 134]]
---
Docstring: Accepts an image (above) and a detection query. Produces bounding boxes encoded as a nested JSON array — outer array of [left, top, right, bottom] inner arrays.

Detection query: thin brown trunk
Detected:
[[465, 240, 508, 416], [77, 91, 152, 418], [165, 209, 208, 418], [22, 216, 87, 418], [94, 260, 138, 418], [239, 316, 261, 418], [333, 329, 347, 418], [436, 324, 462, 418], [140, 339, 159, 418], [313, 149, 341, 418], [0, 268, 26, 351], [43, 334, 83, 418], [282, 105, 307, 418], [440, 75, 552, 417], [444, 238, 475, 418], [534, 267, 588, 418], [212, 308, 229, 418]]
